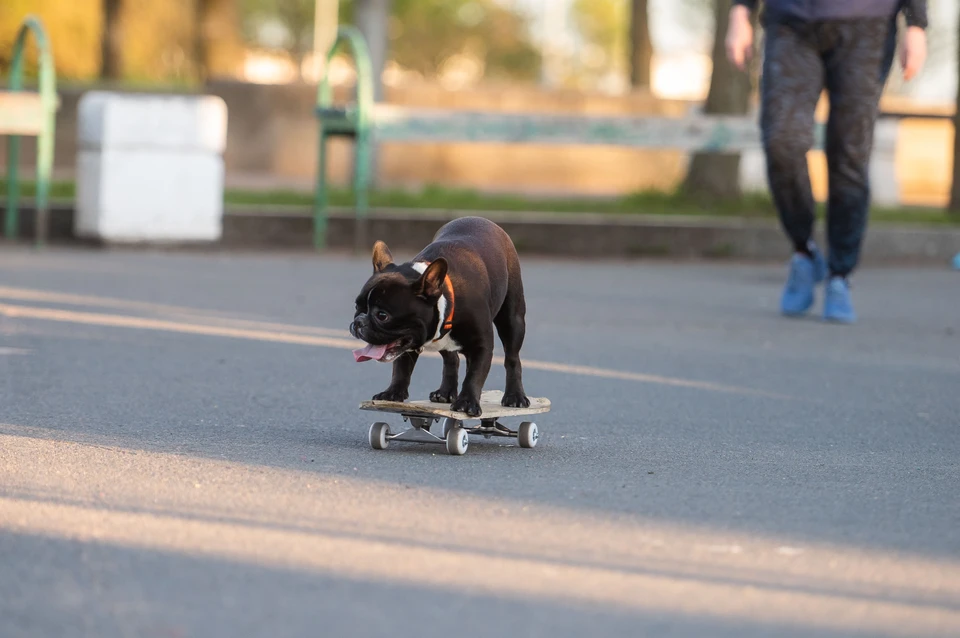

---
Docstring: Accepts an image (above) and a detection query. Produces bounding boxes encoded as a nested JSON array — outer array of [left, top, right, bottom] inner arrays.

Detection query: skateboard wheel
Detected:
[[518, 421, 539, 449], [441, 417, 460, 439], [445, 426, 469, 456], [369, 422, 390, 450]]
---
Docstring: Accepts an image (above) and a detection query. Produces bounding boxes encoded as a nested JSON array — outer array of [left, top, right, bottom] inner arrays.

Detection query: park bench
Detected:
[[0, 15, 58, 247], [314, 27, 898, 253]]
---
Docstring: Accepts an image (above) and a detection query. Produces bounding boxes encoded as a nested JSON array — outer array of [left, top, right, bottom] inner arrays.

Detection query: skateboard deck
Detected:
[[361, 390, 550, 455], [360, 390, 551, 421]]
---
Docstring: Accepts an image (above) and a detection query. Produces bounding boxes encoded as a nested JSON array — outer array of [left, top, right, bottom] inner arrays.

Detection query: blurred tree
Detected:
[[0, 0, 101, 80], [241, 0, 315, 79], [338, 0, 540, 82], [194, 0, 208, 79], [355, 0, 390, 100], [101, 0, 122, 79], [951, 2, 960, 215], [120, 0, 194, 83], [571, 0, 627, 87], [351, 0, 390, 188], [629, 0, 653, 88], [683, 0, 757, 199], [194, 0, 244, 81], [1, 0, 241, 84]]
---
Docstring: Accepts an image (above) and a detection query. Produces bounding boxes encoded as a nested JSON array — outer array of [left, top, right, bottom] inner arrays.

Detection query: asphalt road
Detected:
[[1, 246, 958, 638]]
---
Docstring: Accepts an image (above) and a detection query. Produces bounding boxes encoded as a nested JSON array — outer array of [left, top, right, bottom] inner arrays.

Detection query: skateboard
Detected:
[[360, 390, 551, 456]]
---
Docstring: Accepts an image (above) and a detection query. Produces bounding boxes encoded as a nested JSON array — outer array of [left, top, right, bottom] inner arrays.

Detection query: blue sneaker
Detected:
[[823, 276, 856, 323], [780, 250, 827, 316]]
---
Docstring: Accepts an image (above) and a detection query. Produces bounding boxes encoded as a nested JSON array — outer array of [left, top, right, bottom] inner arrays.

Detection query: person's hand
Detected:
[[725, 5, 754, 71], [901, 26, 927, 81]]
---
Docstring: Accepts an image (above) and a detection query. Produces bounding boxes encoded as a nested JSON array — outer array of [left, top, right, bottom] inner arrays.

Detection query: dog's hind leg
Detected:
[[494, 290, 530, 409]]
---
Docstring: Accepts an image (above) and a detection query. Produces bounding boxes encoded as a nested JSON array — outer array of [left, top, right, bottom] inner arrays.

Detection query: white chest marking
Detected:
[[420, 332, 461, 353]]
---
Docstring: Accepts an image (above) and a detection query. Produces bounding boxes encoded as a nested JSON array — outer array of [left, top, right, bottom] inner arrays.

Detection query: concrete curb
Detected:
[[4, 202, 960, 265]]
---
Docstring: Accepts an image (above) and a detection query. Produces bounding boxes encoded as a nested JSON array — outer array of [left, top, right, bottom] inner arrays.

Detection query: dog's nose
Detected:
[[350, 317, 367, 340]]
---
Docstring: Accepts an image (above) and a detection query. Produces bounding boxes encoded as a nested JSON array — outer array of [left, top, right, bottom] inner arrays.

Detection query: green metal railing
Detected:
[[1, 15, 57, 246], [314, 25, 374, 253]]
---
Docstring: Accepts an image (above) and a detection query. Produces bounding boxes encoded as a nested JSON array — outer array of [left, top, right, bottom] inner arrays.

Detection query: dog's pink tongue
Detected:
[[353, 343, 388, 362]]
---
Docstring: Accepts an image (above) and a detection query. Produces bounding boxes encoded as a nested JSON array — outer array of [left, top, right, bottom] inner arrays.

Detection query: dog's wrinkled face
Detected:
[[350, 240, 447, 363]]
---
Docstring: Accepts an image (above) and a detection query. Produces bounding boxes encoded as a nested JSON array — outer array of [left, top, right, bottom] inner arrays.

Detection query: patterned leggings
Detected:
[[760, 18, 897, 277]]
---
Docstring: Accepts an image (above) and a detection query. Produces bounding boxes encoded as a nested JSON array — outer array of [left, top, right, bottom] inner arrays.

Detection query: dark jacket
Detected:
[[733, 0, 928, 28]]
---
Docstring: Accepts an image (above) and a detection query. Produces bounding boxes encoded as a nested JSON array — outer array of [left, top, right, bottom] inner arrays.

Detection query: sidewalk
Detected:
[[6, 201, 959, 266]]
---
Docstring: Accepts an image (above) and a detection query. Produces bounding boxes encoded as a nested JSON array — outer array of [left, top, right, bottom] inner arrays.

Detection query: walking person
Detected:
[[727, 0, 928, 323]]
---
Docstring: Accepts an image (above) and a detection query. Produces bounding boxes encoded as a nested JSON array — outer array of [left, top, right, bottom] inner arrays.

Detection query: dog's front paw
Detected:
[[373, 387, 408, 402], [501, 391, 530, 409], [451, 395, 482, 418], [429, 386, 458, 404]]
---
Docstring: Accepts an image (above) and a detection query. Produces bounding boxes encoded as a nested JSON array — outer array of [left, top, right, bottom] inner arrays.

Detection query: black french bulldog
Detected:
[[350, 216, 530, 417]]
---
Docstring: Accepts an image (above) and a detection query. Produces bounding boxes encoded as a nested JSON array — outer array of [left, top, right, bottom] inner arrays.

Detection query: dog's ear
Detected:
[[416, 258, 447, 298], [371, 240, 394, 273]]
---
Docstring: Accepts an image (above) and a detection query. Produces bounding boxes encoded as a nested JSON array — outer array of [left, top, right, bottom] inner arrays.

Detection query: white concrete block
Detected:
[[76, 150, 224, 242], [740, 148, 768, 195], [870, 119, 900, 207], [75, 91, 227, 243], [77, 91, 227, 153]]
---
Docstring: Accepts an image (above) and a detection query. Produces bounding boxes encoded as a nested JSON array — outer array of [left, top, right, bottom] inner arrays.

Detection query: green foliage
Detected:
[[0, 0, 242, 84], [3, 0, 541, 84], [571, 0, 628, 78], [0, 0, 100, 80], [333, 0, 541, 82], [240, 0, 315, 60], [387, 0, 540, 81]]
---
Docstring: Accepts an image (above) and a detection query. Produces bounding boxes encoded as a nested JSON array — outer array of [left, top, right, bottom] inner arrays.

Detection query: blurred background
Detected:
[[1, 0, 958, 215]]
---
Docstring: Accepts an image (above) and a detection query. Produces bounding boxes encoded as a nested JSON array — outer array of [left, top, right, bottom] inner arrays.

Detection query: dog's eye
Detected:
[[375, 310, 389, 322]]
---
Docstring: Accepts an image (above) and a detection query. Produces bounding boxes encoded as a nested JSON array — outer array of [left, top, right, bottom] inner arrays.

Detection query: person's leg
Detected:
[[821, 18, 897, 322], [760, 22, 828, 315]]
